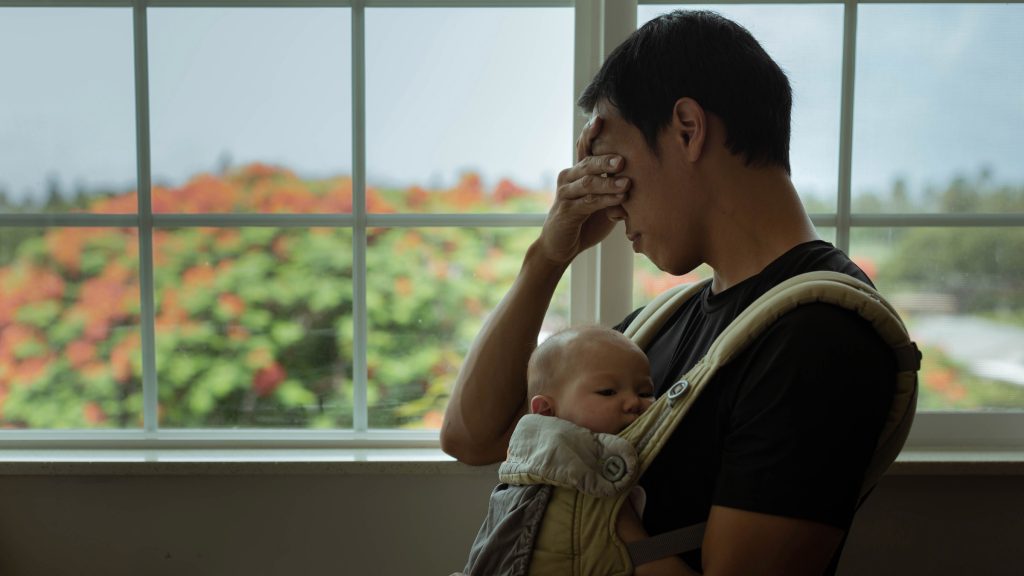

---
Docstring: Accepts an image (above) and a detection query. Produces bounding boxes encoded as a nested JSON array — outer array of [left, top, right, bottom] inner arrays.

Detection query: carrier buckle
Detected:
[[601, 456, 627, 482], [667, 380, 690, 407]]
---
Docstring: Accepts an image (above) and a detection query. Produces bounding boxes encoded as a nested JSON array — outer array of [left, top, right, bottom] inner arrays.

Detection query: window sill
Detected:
[[0, 448, 497, 477], [0, 447, 1021, 476], [889, 448, 1024, 476]]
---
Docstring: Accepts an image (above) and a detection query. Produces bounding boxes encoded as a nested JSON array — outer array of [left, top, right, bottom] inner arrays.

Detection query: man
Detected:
[[442, 10, 895, 576]]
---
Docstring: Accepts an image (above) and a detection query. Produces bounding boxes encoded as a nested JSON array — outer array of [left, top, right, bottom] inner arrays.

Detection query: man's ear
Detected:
[[530, 395, 555, 416], [671, 97, 706, 163]]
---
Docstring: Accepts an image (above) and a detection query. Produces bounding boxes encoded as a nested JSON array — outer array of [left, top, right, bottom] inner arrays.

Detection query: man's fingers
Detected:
[[558, 170, 630, 201], [557, 154, 625, 189], [580, 189, 626, 208], [570, 191, 626, 212], [556, 181, 629, 218]]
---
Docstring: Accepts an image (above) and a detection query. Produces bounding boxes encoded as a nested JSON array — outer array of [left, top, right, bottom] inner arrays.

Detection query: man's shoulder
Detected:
[[767, 301, 890, 347], [731, 301, 898, 401]]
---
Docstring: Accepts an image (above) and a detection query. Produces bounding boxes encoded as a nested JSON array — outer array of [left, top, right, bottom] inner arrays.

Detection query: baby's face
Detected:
[[555, 336, 654, 434]]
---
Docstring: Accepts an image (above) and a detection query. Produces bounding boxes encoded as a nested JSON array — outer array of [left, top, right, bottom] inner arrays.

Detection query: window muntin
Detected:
[[148, 8, 353, 209], [0, 8, 136, 214], [853, 4, 1024, 214], [365, 7, 573, 213]]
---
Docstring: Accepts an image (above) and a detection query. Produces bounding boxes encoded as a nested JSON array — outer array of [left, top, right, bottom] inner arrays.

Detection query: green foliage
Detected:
[[878, 227, 1024, 311], [850, 169, 1024, 412], [860, 170, 1024, 313], [3, 163, 1021, 429], [0, 165, 552, 430]]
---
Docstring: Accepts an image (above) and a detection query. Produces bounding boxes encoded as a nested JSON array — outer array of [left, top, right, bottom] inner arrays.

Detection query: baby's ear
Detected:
[[530, 395, 555, 416]]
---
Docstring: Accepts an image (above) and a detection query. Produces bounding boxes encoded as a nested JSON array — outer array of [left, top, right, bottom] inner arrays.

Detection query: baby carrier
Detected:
[[460, 271, 920, 576]]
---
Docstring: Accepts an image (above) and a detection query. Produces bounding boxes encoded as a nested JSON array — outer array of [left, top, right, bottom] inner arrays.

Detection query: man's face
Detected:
[[588, 100, 702, 275], [554, 334, 655, 435]]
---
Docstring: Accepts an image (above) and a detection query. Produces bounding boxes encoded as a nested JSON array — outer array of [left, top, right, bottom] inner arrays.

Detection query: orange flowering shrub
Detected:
[[0, 227, 138, 428], [0, 165, 553, 429], [4, 165, 1024, 426]]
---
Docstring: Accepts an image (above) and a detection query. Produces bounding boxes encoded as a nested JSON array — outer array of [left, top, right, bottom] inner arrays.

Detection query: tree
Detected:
[[0, 164, 556, 430]]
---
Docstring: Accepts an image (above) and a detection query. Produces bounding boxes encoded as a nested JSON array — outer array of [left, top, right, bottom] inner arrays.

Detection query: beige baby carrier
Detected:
[[462, 271, 920, 576]]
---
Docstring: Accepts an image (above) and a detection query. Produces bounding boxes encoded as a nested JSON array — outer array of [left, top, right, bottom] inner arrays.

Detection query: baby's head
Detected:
[[527, 325, 654, 434]]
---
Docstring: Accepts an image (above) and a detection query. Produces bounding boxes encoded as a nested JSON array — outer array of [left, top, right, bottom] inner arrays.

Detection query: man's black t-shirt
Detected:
[[615, 240, 896, 571]]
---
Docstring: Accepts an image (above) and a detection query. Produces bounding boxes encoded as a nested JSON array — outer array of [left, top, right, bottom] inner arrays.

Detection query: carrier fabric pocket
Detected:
[[463, 483, 553, 576]]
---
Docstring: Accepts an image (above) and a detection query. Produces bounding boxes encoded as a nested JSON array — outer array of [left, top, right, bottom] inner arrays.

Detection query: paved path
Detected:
[[912, 315, 1024, 387]]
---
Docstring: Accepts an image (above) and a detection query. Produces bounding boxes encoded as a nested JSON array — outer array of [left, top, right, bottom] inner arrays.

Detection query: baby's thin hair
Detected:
[[527, 325, 631, 398]]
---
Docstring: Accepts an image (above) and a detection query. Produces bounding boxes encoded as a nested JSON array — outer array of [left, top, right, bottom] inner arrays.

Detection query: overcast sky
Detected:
[[1, 4, 1022, 208]]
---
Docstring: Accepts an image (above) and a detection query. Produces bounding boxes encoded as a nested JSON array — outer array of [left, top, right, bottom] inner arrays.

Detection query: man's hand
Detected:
[[538, 115, 631, 264]]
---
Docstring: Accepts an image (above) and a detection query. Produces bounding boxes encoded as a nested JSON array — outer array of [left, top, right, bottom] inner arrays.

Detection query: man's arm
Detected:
[[441, 116, 631, 465], [701, 506, 844, 576], [439, 242, 568, 465], [620, 505, 843, 576]]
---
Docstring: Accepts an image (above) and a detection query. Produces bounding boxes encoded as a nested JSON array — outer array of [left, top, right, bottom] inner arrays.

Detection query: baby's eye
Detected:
[[639, 391, 655, 399], [597, 389, 616, 397]]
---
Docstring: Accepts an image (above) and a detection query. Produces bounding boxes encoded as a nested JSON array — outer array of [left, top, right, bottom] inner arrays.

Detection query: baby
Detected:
[[527, 324, 655, 434], [457, 325, 656, 576]]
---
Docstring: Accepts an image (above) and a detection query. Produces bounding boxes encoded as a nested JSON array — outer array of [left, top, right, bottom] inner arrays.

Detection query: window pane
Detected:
[[366, 227, 570, 430], [853, 5, 1024, 213], [154, 228, 354, 428], [638, 5, 843, 211], [851, 227, 1024, 411], [149, 8, 352, 213], [365, 7, 573, 214], [0, 8, 136, 213], [0, 227, 141, 428]]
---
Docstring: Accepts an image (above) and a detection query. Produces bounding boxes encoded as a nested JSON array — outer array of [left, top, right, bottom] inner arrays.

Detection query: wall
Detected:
[[0, 468, 1021, 576]]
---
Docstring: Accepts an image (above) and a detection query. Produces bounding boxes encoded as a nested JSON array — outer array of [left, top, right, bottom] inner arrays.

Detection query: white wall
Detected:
[[0, 471, 1021, 576]]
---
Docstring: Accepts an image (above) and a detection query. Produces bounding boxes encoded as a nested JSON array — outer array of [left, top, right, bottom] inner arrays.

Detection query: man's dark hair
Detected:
[[578, 10, 793, 173]]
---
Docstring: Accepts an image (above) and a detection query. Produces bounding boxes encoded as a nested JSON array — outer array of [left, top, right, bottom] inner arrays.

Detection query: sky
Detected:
[[1, 4, 1022, 208]]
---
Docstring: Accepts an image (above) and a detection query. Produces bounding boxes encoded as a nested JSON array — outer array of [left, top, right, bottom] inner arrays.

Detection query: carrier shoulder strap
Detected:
[[620, 271, 920, 566], [622, 279, 710, 349]]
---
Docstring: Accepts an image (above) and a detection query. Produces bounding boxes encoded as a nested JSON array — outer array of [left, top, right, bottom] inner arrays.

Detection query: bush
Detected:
[[0, 165, 554, 430]]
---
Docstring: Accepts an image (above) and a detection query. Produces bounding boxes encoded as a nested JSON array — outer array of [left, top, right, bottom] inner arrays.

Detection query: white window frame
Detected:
[[0, 0, 1021, 452]]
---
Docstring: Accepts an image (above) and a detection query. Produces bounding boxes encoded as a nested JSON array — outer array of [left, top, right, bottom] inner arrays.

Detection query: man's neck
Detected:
[[702, 165, 819, 294]]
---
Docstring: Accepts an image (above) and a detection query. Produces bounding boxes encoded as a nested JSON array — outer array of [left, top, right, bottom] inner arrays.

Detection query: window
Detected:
[[636, 1, 1024, 448], [849, 4, 1024, 445], [0, 2, 573, 442], [1, 0, 1021, 449]]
